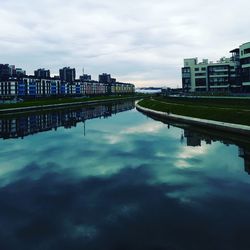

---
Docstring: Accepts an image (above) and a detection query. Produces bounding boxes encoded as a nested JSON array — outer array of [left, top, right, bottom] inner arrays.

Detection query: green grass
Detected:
[[155, 96, 250, 109], [0, 94, 143, 110], [138, 97, 250, 126]]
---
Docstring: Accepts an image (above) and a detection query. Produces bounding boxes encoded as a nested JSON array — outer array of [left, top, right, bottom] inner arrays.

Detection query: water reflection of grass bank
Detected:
[[138, 97, 250, 126]]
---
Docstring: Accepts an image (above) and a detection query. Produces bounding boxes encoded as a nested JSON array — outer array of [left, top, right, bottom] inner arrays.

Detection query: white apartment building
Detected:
[[182, 42, 250, 93], [240, 42, 250, 88]]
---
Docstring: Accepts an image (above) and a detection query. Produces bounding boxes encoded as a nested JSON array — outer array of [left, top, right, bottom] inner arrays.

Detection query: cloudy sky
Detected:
[[1, 0, 250, 87]]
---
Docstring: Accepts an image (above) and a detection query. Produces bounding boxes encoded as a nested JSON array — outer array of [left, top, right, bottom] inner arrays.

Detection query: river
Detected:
[[0, 100, 249, 250]]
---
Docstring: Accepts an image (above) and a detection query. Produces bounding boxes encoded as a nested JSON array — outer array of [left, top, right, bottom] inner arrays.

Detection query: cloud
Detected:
[[1, 0, 250, 87]]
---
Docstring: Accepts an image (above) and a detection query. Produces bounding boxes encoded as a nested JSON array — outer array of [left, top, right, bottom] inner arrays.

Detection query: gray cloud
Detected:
[[0, 0, 250, 87]]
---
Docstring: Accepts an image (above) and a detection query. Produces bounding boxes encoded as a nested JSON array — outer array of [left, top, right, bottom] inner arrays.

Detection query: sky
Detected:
[[0, 0, 250, 88]]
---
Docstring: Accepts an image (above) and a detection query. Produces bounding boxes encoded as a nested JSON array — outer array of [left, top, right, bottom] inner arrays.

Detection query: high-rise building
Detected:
[[59, 67, 76, 82], [9, 65, 16, 77], [34, 68, 50, 79], [0, 64, 11, 80], [99, 73, 111, 84], [182, 42, 250, 93], [0, 64, 27, 79]]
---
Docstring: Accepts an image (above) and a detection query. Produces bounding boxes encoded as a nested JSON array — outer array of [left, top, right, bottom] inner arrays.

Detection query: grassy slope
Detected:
[[138, 97, 250, 126], [0, 94, 142, 110]]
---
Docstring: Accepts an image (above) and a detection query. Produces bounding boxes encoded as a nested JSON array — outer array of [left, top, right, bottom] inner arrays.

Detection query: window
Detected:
[[240, 57, 250, 65], [182, 67, 191, 73], [209, 71, 229, 76], [208, 66, 228, 72], [195, 78, 206, 86], [195, 73, 206, 77], [201, 67, 206, 71], [209, 77, 228, 84], [242, 67, 250, 82], [244, 48, 250, 54], [195, 68, 199, 71]]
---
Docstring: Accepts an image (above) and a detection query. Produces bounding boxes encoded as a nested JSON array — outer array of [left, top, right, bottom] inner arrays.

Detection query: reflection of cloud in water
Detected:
[[0, 163, 250, 249], [104, 122, 166, 145], [124, 122, 165, 134], [0, 106, 250, 248], [104, 134, 123, 144], [175, 145, 210, 169]]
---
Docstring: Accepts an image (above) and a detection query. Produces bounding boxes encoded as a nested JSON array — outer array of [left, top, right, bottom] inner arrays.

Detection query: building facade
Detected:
[[99, 73, 111, 84], [80, 74, 91, 81], [182, 42, 250, 93], [0, 64, 12, 81], [59, 67, 76, 82], [15, 68, 26, 78], [34, 68, 50, 79], [240, 42, 250, 91], [0, 65, 135, 98], [0, 77, 134, 98]]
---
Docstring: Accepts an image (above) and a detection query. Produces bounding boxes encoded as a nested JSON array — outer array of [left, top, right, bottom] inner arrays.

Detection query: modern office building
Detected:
[[182, 42, 250, 93], [59, 67, 76, 82]]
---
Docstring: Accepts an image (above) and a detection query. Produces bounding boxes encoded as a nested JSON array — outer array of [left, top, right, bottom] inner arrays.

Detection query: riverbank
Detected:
[[0, 95, 142, 115], [136, 98, 250, 135], [138, 97, 250, 126]]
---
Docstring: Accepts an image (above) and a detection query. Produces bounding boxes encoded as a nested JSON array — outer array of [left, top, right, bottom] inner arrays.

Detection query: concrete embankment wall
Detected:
[[136, 103, 250, 136]]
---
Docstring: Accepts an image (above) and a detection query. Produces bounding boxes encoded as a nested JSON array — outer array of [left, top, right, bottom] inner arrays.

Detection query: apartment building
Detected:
[[182, 42, 250, 93], [240, 42, 250, 90]]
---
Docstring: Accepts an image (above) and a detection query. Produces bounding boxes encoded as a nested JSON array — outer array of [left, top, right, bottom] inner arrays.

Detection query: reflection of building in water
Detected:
[[184, 130, 201, 147], [183, 128, 233, 147], [180, 133, 184, 144], [0, 101, 134, 139], [183, 128, 250, 175], [239, 148, 250, 174]]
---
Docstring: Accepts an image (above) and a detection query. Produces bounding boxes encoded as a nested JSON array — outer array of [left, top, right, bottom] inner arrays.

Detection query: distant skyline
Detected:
[[1, 0, 250, 88]]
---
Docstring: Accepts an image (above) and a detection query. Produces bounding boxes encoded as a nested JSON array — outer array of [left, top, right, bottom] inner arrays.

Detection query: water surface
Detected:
[[0, 100, 250, 250]]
